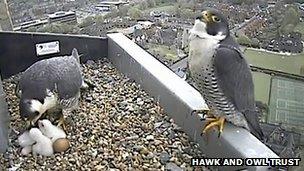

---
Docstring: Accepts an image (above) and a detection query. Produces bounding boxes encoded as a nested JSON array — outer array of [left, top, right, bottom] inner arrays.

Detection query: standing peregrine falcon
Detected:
[[18, 48, 86, 130], [188, 8, 263, 139]]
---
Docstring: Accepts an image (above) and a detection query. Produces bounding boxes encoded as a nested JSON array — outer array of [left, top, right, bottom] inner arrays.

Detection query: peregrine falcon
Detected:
[[18, 48, 86, 130], [188, 8, 264, 139]]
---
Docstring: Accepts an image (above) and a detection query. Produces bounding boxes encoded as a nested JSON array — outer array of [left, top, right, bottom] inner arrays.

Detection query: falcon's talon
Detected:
[[26, 120, 32, 129], [202, 117, 225, 136], [57, 115, 67, 131]]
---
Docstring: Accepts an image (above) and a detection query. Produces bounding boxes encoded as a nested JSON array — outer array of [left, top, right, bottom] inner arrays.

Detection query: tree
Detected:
[[237, 34, 252, 46], [147, 0, 156, 8], [117, 5, 129, 17], [280, 6, 300, 35], [251, 38, 260, 48], [95, 15, 104, 26], [104, 8, 119, 19], [139, 1, 148, 10], [37, 23, 79, 34], [78, 16, 95, 28], [128, 7, 143, 19], [174, 3, 181, 18]]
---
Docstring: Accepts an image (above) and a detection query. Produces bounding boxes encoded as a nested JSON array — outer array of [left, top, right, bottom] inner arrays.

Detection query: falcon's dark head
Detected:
[[190, 8, 229, 40], [19, 97, 41, 120]]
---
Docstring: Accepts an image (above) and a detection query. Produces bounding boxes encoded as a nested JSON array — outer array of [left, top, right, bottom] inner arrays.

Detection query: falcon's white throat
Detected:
[[188, 20, 226, 74], [189, 19, 226, 41], [30, 89, 57, 124]]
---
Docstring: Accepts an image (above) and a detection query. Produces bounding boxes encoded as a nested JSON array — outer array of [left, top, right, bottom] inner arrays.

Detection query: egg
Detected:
[[53, 138, 70, 153]]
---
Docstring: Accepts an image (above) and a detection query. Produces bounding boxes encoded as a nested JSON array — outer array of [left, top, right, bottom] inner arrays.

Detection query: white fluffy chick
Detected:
[[18, 131, 35, 147], [29, 128, 53, 156], [38, 119, 66, 142], [21, 146, 32, 155]]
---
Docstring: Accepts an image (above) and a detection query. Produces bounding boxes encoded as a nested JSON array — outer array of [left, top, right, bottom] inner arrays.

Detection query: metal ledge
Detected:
[[107, 33, 279, 171], [0, 31, 108, 79]]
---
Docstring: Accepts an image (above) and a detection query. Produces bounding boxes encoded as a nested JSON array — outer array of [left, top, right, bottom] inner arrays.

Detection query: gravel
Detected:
[[0, 59, 207, 170]]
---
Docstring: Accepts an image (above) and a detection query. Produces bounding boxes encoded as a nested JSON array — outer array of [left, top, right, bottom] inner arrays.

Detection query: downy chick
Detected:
[[18, 131, 35, 147], [29, 128, 53, 156], [38, 119, 66, 142]]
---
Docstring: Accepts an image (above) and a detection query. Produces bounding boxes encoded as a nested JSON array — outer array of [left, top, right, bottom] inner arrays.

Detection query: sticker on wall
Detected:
[[36, 41, 60, 56]]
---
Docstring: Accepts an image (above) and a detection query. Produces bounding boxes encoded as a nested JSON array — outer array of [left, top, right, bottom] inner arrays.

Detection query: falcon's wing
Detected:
[[53, 58, 83, 99], [213, 46, 263, 139]]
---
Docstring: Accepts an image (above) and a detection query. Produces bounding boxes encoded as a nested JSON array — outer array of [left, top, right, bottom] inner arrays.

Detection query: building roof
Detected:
[[47, 11, 75, 18]]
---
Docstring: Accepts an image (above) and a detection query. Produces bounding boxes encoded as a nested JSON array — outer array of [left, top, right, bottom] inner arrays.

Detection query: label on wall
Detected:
[[36, 41, 60, 56]]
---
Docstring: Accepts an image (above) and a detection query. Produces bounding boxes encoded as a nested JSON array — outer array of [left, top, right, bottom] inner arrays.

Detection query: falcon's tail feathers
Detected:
[[243, 110, 264, 141]]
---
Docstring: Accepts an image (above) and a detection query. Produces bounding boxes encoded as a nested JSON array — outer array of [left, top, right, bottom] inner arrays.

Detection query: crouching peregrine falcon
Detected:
[[18, 48, 86, 130], [188, 8, 264, 140]]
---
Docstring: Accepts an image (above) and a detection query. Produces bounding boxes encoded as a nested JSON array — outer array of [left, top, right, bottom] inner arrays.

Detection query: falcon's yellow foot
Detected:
[[202, 117, 225, 137], [57, 115, 67, 131]]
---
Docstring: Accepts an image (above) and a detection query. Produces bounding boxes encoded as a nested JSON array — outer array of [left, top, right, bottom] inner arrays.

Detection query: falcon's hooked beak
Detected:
[[196, 11, 211, 23]]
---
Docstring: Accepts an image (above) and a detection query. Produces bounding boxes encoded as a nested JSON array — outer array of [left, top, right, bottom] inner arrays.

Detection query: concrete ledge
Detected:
[[107, 33, 279, 171], [0, 75, 9, 153]]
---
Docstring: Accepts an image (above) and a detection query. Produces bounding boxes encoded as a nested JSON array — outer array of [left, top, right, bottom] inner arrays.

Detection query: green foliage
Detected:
[[279, 6, 300, 35], [128, 7, 143, 19], [139, 1, 149, 10], [147, 0, 156, 8], [37, 23, 79, 34], [95, 15, 104, 25], [228, 0, 255, 5], [251, 38, 260, 48], [281, 24, 296, 34], [26, 27, 37, 32], [117, 5, 129, 17], [78, 16, 95, 28], [237, 34, 252, 46], [104, 8, 119, 19]]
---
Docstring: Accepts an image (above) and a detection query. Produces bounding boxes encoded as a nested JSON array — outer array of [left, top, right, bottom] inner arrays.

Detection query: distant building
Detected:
[[94, 4, 111, 12], [47, 11, 77, 24], [137, 20, 154, 29], [13, 19, 48, 31], [262, 32, 303, 53], [95, 0, 129, 11]]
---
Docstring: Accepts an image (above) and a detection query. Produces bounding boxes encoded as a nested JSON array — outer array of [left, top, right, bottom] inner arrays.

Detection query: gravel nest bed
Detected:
[[0, 59, 207, 171]]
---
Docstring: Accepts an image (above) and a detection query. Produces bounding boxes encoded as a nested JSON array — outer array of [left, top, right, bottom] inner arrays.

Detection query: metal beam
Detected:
[[107, 33, 279, 171], [0, 31, 108, 79]]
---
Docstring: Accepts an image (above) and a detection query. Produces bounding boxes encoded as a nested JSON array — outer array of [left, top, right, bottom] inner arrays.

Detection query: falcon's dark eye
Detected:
[[212, 16, 221, 22]]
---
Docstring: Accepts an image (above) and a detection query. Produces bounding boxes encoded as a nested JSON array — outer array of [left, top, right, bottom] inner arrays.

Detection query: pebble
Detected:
[[159, 151, 171, 164], [166, 162, 183, 171], [146, 135, 154, 141]]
